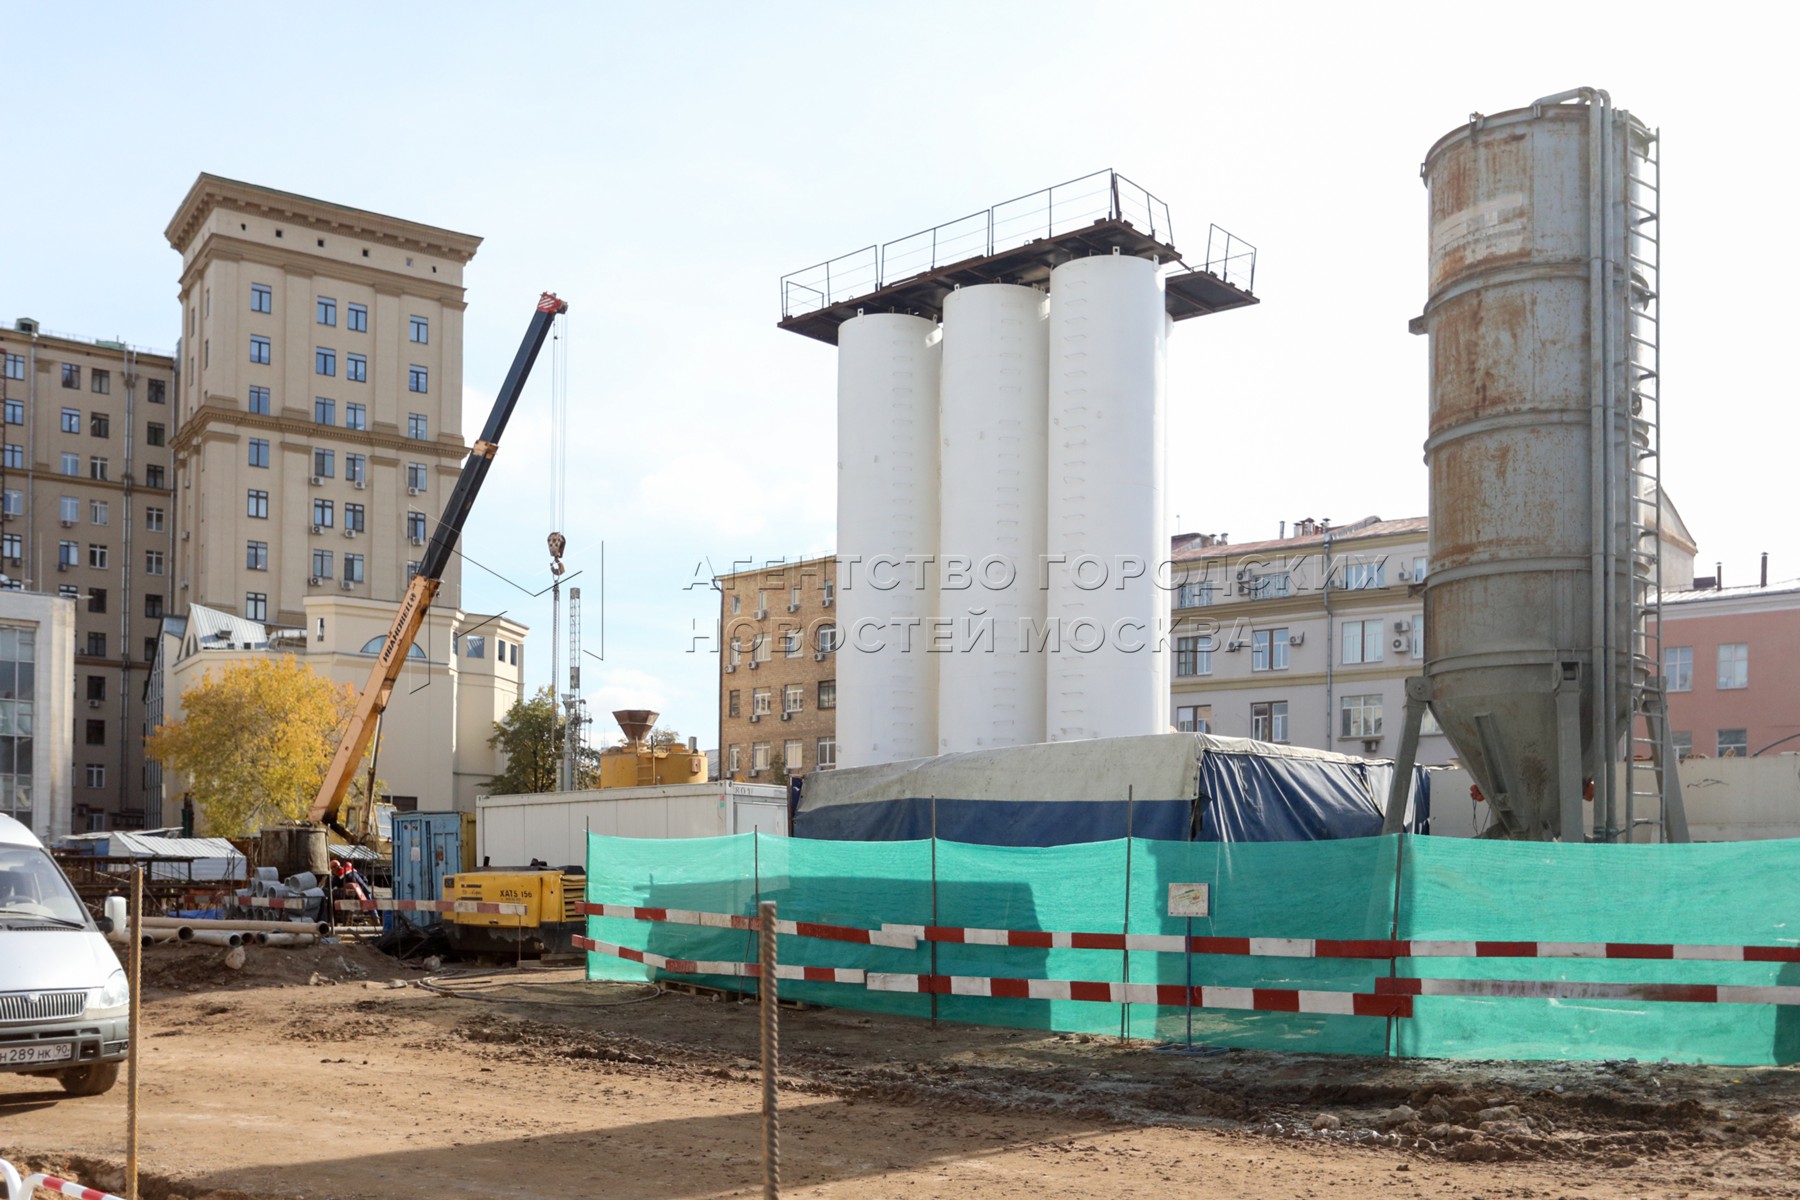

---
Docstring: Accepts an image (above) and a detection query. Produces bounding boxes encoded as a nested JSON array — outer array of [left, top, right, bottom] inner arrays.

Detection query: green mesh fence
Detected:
[[585, 831, 1800, 1065]]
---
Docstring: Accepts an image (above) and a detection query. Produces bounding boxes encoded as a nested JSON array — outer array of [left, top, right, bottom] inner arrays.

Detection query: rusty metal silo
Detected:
[[1387, 89, 1685, 842]]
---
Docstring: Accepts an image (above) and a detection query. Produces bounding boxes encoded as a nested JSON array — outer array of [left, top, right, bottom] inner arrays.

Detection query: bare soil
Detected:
[[3, 940, 1796, 1199]]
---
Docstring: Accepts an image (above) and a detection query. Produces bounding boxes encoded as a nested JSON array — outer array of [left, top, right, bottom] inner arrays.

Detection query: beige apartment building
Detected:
[[163, 174, 482, 627], [718, 557, 838, 781], [0, 323, 178, 830]]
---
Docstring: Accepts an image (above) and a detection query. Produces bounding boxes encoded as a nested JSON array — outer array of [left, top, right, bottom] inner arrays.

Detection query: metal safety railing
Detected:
[[1203, 224, 1258, 293], [780, 169, 1176, 319]]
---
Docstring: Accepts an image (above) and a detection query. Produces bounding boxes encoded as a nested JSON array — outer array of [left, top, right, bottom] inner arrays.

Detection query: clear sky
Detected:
[[4, 3, 1792, 747]]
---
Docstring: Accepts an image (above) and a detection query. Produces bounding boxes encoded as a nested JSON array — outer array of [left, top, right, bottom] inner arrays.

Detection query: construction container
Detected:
[[476, 782, 789, 868], [390, 811, 475, 927]]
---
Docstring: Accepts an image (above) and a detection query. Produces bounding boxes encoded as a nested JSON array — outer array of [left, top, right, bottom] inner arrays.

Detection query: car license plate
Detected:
[[0, 1043, 73, 1065]]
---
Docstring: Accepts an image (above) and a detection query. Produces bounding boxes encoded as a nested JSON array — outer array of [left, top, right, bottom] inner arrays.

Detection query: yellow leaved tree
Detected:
[[146, 656, 365, 836]]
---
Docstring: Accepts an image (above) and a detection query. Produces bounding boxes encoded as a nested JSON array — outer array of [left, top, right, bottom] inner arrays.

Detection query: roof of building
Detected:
[[165, 173, 482, 261], [718, 554, 836, 585], [1662, 578, 1800, 607], [1172, 516, 1428, 563], [185, 603, 280, 651]]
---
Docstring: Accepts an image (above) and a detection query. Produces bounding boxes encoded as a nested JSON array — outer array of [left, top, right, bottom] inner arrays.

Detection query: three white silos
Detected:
[[835, 254, 1170, 769]]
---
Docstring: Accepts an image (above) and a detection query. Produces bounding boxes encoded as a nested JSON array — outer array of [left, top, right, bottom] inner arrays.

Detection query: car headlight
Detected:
[[88, 969, 130, 1015]]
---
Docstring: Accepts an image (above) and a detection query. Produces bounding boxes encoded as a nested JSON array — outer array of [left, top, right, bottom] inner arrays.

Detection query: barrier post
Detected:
[[127, 865, 143, 1200], [758, 900, 780, 1199]]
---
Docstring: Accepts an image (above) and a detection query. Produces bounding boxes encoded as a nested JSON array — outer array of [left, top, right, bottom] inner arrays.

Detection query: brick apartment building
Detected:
[[718, 556, 837, 781]]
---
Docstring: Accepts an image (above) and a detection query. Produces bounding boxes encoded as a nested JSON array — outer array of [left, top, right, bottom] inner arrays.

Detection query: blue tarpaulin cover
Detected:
[[795, 733, 1429, 845]]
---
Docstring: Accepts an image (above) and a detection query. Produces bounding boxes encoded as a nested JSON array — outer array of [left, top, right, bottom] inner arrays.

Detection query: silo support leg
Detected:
[[1554, 665, 1586, 842], [1654, 692, 1692, 844], [1382, 677, 1431, 835]]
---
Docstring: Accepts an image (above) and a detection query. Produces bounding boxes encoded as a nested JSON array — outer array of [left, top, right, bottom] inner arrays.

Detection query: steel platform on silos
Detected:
[[776, 169, 1259, 346]]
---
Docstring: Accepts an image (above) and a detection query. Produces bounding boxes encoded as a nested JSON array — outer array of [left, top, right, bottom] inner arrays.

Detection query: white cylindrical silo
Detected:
[[1044, 254, 1168, 742], [836, 313, 940, 768], [937, 284, 1049, 754]]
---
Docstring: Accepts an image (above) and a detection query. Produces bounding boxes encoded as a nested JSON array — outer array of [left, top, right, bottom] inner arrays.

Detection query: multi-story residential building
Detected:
[[0, 590, 78, 837], [1168, 517, 1454, 762], [163, 174, 482, 628], [0, 322, 178, 830], [1660, 575, 1800, 760], [718, 557, 838, 781]]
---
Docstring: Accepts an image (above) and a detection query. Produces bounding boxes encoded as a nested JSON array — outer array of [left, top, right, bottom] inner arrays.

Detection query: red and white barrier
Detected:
[[864, 973, 1412, 1017], [0, 1160, 127, 1200], [573, 935, 864, 984], [239, 896, 315, 911], [335, 898, 528, 916], [1377, 976, 1800, 1007], [577, 902, 914, 947]]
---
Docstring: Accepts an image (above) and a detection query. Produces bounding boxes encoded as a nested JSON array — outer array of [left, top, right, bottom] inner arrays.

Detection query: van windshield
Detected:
[[0, 845, 91, 927]]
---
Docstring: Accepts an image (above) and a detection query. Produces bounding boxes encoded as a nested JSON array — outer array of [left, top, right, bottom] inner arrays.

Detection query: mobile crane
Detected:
[[307, 292, 568, 836]]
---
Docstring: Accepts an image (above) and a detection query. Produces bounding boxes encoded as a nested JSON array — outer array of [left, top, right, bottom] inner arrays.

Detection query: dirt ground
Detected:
[[3, 940, 1797, 1200]]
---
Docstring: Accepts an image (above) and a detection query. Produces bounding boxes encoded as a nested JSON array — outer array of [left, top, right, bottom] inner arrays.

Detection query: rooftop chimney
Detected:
[[613, 709, 659, 748], [1762, 552, 1769, 588]]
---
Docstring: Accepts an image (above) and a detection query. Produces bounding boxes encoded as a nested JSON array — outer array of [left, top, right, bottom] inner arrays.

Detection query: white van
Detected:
[[0, 813, 128, 1095]]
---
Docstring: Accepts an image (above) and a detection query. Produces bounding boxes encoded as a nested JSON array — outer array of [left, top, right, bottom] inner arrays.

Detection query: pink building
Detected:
[[1660, 578, 1800, 760]]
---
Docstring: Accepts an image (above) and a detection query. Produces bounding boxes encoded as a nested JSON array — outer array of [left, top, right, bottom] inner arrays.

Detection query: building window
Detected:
[[1341, 619, 1385, 664], [58, 584, 78, 599], [1342, 560, 1387, 590], [1251, 700, 1289, 743], [249, 438, 270, 468], [1175, 704, 1212, 734], [62, 364, 80, 389], [0, 533, 17, 560], [752, 743, 770, 773], [146, 422, 165, 447], [816, 623, 837, 654], [1671, 731, 1693, 760], [58, 541, 78, 567], [313, 447, 335, 478], [86, 764, 105, 789], [86, 675, 106, 703], [145, 507, 164, 532], [728, 745, 741, 775], [317, 297, 337, 327], [784, 740, 803, 770], [89, 456, 109, 481], [818, 679, 836, 709], [1175, 634, 1213, 677], [1717, 643, 1748, 690], [143, 637, 157, 662], [86, 719, 106, 746], [89, 412, 110, 438], [145, 550, 164, 576], [727, 690, 741, 719], [729, 593, 741, 615], [315, 348, 336, 377], [783, 684, 804, 713], [1717, 729, 1749, 757], [344, 353, 366, 383], [345, 402, 366, 430], [2, 490, 19, 518], [410, 315, 429, 344], [250, 283, 273, 313], [247, 489, 269, 519], [145, 594, 163, 619], [2, 353, 24, 381], [815, 737, 836, 769], [463, 634, 484, 658], [246, 541, 268, 570], [752, 688, 771, 716], [407, 413, 428, 439], [60, 453, 79, 476], [87, 544, 108, 569], [1664, 646, 1692, 692], [245, 593, 267, 622], [407, 511, 427, 541], [407, 462, 428, 491], [59, 496, 78, 523], [311, 549, 333, 580], [87, 588, 107, 614], [312, 499, 334, 528], [250, 335, 271, 365], [87, 499, 109, 525], [1249, 572, 1292, 599], [346, 454, 366, 484], [344, 503, 364, 533], [347, 303, 367, 333], [782, 628, 802, 657], [145, 465, 164, 489], [408, 365, 428, 394], [1176, 580, 1214, 608], [753, 633, 771, 663], [1252, 628, 1290, 672], [4, 399, 21, 424], [91, 370, 110, 396], [85, 632, 106, 657], [343, 553, 364, 583], [61, 407, 81, 433], [248, 385, 271, 415], [314, 397, 336, 425], [1341, 694, 1384, 739]]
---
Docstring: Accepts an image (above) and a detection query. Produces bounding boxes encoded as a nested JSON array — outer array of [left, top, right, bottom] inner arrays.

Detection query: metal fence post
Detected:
[[759, 900, 781, 1200], [127, 865, 143, 1200]]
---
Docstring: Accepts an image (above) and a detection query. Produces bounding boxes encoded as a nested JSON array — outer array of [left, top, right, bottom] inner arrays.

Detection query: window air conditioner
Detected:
[[88, 698, 102, 709], [822, 596, 833, 608], [813, 651, 826, 662], [181, 531, 190, 541], [409, 536, 424, 546], [340, 579, 355, 590], [754, 609, 767, 620], [311, 524, 323, 535], [1393, 620, 1411, 633], [1225, 639, 1245, 651], [344, 528, 358, 539], [780, 711, 792, 721], [308, 576, 321, 586], [60, 519, 75, 528], [408, 487, 420, 496], [1397, 568, 1412, 582], [1288, 632, 1304, 646], [748, 660, 759, 670], [353, 480, 366, 490], [748, 713, 760, 724], [310, 476, 324, 486], [1392, 637, 1408, 651], [786, 602, 800, 612], [723, 663, 736, 673]]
